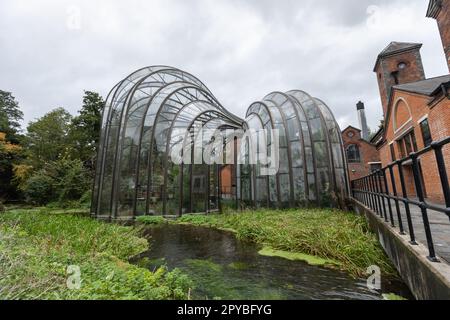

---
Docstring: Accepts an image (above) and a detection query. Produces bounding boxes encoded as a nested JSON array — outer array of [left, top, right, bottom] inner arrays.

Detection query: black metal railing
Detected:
[[351, 136, 450, 262]]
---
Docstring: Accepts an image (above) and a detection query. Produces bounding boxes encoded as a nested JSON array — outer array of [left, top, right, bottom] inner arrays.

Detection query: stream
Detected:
[[134, 224, 413, 300]]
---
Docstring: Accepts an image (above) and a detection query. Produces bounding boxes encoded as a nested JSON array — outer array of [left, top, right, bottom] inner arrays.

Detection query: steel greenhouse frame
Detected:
[[91, 66, 349, 220]]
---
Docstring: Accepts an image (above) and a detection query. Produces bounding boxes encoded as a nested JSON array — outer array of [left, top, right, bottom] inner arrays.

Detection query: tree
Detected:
[[0, 132, 23, 199], [25, 108, 72, 167], [368, 120, 385, 141], [68, 91, 104, 171], [22, 158, 90, 205], [0, 90, 23, 144]]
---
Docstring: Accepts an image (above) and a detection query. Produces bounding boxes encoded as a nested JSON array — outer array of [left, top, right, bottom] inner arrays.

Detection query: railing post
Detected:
[[364, 177, 374, 210], [411, 152, 438, 262], [364, 178, 369, 207], [397, 160, 417, 245], [351, 180, 355, 199], [431, 141, 450, 221], [388, 165, 405, 234], [369, 174, 379, 215], [382, 167, 396, 227], [362, 180, 365, 205], [373, 173, 383, 218], [376, 170, 388, 222]]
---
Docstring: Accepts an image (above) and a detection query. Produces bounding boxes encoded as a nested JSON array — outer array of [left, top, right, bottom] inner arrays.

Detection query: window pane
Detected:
[[370, 163, 382, 173], [404, 134, 412, 154], [411, 131, 418, 152], [390, 144, 396, 161], [420, 119, 432, 148], [397, 140, 405, 158], [347, 144, 360, 163]]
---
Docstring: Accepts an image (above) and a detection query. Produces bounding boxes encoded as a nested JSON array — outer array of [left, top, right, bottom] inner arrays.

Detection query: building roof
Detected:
[[342, 125, 361, 133], [393, 75, 450, 96], [426, 0, 443, 18], [376, 74, 450, 148], [369, 126, 384, 146], [373, 42, 423, 71]]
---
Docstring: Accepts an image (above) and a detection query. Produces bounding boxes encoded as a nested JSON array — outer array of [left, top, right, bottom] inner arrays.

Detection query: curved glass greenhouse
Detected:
[[92, 66, 349, 220]]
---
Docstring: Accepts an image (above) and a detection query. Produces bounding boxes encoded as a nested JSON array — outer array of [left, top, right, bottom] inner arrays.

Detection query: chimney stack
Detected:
[[357, 101, 370, 141]]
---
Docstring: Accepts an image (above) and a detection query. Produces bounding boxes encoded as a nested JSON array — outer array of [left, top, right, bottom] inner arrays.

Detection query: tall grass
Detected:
[[175, 208, 396, 277], [0, 209, 192, 300]]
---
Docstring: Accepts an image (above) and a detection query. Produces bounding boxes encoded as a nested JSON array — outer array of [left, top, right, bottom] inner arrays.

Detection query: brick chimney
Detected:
[[357, 101, 370, 141]]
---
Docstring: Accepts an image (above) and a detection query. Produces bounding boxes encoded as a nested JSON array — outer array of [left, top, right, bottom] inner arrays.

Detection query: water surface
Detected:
[[135, 224, 412, 300]]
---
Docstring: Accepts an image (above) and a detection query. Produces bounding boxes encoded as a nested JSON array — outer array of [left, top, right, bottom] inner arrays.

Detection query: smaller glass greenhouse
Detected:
[[91, 66, 349, 220]]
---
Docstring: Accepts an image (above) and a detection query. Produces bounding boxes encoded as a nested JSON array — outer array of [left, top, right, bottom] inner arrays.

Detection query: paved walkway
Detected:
[[386, 200, 450, 264]]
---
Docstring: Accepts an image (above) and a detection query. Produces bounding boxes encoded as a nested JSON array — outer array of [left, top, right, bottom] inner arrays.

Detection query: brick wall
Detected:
[[379, 90, 450, 203], [436, 0, 450, 71], [342, 127, 381, 181], [375, 50, 426, 117]]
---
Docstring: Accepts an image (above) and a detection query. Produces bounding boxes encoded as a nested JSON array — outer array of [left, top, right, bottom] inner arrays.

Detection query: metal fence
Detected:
[[351, 136, 450, 262]]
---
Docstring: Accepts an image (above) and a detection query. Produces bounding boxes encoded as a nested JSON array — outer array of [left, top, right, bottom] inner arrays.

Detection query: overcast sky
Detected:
[[0, 0, 448, 132]]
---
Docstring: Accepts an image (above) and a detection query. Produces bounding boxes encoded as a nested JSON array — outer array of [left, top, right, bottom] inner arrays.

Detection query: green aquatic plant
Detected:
[[382, 293, 407, 300], [227, 262, 250, 270], [176, 208, 396, 277], [184, 259, 223, 273], [258, 247, 339, 267], [180, 258, 285, 300], [136, 215, 167, 226]]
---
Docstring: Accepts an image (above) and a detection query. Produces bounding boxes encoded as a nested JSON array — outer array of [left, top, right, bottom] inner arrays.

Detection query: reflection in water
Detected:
[[134, 224, 412, 300]]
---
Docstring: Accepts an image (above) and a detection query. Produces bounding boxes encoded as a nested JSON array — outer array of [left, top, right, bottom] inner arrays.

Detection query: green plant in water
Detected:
[[258, 247, 340, 268], [175, 208, 397, 278], [382, 293, 407, 300], [227, 262, 250, 270], [184, 259, 223, 273], [136, 215, 167, 226]]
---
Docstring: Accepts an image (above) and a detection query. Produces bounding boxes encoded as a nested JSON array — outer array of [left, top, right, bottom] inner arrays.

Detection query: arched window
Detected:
[[347, 144, 361, 163], [393, 98, 412, 132]]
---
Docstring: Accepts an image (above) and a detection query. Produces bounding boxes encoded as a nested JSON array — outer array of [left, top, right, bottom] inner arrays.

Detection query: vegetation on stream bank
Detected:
[[0, 208, 192, 300], [138, 208, 396, 277]]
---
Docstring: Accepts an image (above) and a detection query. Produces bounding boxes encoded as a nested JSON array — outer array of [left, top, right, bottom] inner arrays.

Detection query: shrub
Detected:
[[22, 158, 91, 206], [23, 170, 55, 204], [78, 190, 92, 209], [54, 158, 90, 202], [136, 215, 167, 226]]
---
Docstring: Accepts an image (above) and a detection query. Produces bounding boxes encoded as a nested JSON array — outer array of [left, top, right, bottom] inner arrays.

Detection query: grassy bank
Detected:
[[0, 208, 192, 300], [138, 209, 396, 277]]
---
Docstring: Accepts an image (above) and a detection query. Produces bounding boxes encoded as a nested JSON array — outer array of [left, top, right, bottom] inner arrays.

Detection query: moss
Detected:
[[180, 258, 286, 300], [382, 293, 407, 300], [184, 259, 223, 273], [258, 246, 340, 267], [227, 262, 250, 270]]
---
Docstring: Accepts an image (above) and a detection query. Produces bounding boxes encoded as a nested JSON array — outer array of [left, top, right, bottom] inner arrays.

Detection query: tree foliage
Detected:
[[24, 108, 73, 168], [0, 91, 23, 144], [1, 89, 104, 206], [0, 132, 23, 199], [68, 91, 104, 170], [22, 158, 90, 205]]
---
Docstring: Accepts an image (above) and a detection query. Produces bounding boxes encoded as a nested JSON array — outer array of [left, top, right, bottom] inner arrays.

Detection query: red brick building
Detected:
[[370, 0, 450, 203], [427, 0, 450, 72], [342, 125, 381, 181]]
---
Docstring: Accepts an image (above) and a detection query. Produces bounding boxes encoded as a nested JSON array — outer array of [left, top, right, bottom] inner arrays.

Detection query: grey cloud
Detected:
[[0, 0, 447, 133]]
